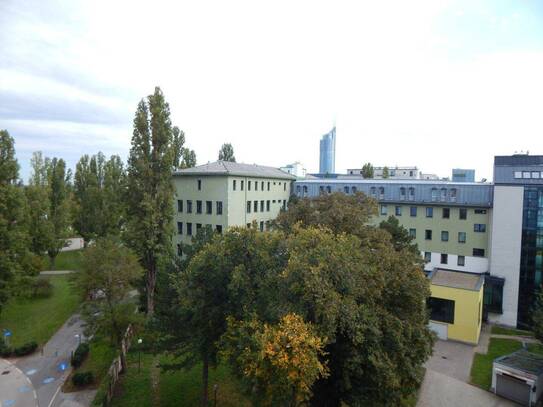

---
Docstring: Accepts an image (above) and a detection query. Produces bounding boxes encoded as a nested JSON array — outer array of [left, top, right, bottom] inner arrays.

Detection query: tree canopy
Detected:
[[218, 143, 236, 162], [361, 162, 374, 179]]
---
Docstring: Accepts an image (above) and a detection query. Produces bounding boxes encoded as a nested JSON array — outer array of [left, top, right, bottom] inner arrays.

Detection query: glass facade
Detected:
[[518, 187, 543, 328]]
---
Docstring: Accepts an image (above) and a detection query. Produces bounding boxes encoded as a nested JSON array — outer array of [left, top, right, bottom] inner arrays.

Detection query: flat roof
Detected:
[[296, 178, 491, 187], [495, 350, 543, 376], [173, 161, 296, 180], [429, 269, 484, 291]]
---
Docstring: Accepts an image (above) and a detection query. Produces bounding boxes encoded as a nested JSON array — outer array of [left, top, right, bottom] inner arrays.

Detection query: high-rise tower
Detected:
[[319, 126, 336, 174]]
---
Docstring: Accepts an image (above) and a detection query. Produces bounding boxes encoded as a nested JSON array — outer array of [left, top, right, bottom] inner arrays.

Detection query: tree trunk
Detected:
[[146, 264, 156, 316], [202, 353, 209, 407]]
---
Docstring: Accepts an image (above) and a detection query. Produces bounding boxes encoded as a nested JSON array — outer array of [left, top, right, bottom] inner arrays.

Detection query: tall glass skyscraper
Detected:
[[319, 126, 336, 174]]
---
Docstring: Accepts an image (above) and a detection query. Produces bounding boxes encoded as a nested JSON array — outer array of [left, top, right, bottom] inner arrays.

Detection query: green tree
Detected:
[[181, 148, 197, 168], [0, 130, 32, 314], [125, 86, 181, 315], [77, 238, 143, 350], [218, 143, 236, 162], [382, 166, 390, 178], [361, 162, 374, 179], [379, 215, 420, 255]]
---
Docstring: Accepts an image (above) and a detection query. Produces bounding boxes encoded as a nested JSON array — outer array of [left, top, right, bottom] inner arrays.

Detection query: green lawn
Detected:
[[0, 275, 81, 347], [470, 338, 523, 390], [49, 249, 85, 271], [491, 325, 534, 337], [527, 343, 543, 355]]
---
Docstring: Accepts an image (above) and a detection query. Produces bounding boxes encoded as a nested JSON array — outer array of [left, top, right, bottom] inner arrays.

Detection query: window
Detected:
[[370, 187, 376, 197], [428, 297, 455, 324], [484, 276, 504, 314], [255, 181, 258, 191], [459, 208, 467, 220], [409, 228, 416, 238], [216, 225, 222, 234], [379, 187, 385, 199], [296, 185, 301, 194], [248, 181, 252, 191], [458, 232, 466, 243], [241, 180, 244, 190], [408, 207, 417, 217], [426, 207, 433, 218], [440, 188, 447, 202], [206, 201, 212, 214], [474, 209, 487, 214], [523, 171, 531, 179], [344, 186, 350, 194], [326, 186, 331, 194], [247, 223, 251, 228], [442, 208, 450, 219], [196, 200, 202, 214], [216, 201, 223, 215], [395, 206, 402, 216], [431, 188, 438, 202], [400, 187, 406, 200], [450, 188, 457, 202], [514, 171, 522, 179], [197, 179, 202, 190], [261, 181, 264, 191], [177, 200, 183, 212], [177, 244, 182, 256], [260, 200, 264, 212], [474, 224, 486, 233], [247, 201, 251, 213], [177, 222, 183, 234], [196, 223, 202, 231], [380, 205, 388, 215], [266, 200, 270, 211], [267, 182, 270, 191], [319, 186, 325, 195], [424, 252, 431, 263], [441, 231, 449, 242], [283, 200, 287, 210], [425, 230, 432, 240], [441, 253, 448, 264], [408, 187, 415, 201], [187, 222, 193, 236], [473, 248, 485, 257], [254, 201, 258, 212], [260, 221, 264, 232], [187, 200, 193, 213], [284, 183, 286, 191], [457, 255, 465, 266], [233, 180, 237, 191], [352, 186, 357, 193]]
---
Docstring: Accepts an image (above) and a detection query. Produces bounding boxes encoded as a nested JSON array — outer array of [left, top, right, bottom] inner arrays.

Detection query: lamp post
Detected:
[[137, 338, 143, 372]]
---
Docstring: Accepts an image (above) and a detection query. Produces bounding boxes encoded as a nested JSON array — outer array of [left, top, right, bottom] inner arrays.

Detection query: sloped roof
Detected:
[[173, 161, 296, 180]]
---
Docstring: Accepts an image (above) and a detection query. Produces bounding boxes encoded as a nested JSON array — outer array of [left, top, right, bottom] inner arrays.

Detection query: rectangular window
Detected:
[[395, 206, 402, 216], [441, 253, 448, 264], [247, 201, 251, 213], [260, 200, 264, 212], [248, 181, 252, 191], [458, 232, 466, 243], [283, 200, 287, 209], [267, 182, 270, 191], [233, 180, 237, 191], [187, 200, 193, 213], [459, 208, 467, 220], [197, 179, 202, 190], [206, 201, 212, 214], [254, 201, 258, 212], [247, 223, 251, 228], [196, 200, 202, 214], [410, 206, 417, 217], [457, 255, 465, 266], [428, 297, 455, 324], [523, 171, 531, 179], [484, 276, 504, 314], [514, 171, 522, 179], [187, 222, 193, 236], [216, 201, 223, 215], [216, 225, 222, 234], [474, 209, 487, 214], [241, 180, 244, 191], [473, 248, 485, 257], [261, 181, 264, 191], [196, 223, 202, 231], [266, 200, 270, 211], [255, 181, 258, 191], [426, 207, 433, 218], [409, 228, 416, 238], [442, 208, 450, 219], [177, 222, 183, 235], [380, 205, 388, 216], [441, 231, 449, 242], [425, 230, 432, 240], [533, 172, 540, 179], [474, 224, 486, 233], [260, 221, 264, 232], [424, 252, 431, 263], [177, 200, 183, 212], [284, 183, 286, 191]]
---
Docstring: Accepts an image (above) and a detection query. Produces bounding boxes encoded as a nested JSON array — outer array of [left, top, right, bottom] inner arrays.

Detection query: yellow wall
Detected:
[[430, 283, 483, 345]]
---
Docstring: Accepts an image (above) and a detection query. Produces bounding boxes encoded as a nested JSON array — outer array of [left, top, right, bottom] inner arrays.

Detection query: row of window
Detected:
[[246, 220, 271, 232], [177, 200, 223, 215], [177, 222, 222, 236], [411, 228, 485, 248], [424, 250, 485, 264], [514, 171, 543, 180], [233, 179, 287, 192], [380, 205, 487, 224], [247, 200, 286, 213]]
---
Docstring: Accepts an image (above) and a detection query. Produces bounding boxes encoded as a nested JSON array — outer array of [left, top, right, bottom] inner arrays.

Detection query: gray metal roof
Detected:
[[173, 161, 296, 180], [495, 350, 543, 376], [428, 269, 484, 291]]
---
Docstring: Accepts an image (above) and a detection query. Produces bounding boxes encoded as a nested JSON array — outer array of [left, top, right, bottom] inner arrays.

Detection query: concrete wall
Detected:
[[488, 185, 524, 327]]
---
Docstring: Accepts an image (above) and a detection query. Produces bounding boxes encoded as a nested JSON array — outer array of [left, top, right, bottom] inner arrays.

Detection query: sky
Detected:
[[1, 0, 543, 182]]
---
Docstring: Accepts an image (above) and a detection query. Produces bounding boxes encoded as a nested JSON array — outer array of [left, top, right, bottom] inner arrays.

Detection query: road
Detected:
[[0, 358, 37, 407]]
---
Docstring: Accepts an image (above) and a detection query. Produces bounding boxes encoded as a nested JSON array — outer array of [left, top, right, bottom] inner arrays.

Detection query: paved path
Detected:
[[0, 358, 38, 407], [491, 334, 539, 344], [40, 270, 76, 276]]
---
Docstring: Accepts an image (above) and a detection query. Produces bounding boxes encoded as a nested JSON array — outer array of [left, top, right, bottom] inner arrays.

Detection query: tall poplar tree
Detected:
[[125, 87, 181, 315], [218, 143, 236, 162]]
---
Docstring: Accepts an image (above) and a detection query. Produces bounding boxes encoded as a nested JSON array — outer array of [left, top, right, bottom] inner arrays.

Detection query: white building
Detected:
[[280, 162, 307, 178]]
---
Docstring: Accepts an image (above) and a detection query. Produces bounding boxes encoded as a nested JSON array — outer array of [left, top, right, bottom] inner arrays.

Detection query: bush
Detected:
[[72, 371, 94, 387], [0, 339, 12, 357], [13, 341, 38, 356], [32, 278, 54, 298], [71, 342, 90, 368]]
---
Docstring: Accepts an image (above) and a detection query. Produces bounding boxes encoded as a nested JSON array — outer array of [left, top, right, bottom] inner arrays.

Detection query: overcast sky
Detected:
[[1, 0, 543, 182]]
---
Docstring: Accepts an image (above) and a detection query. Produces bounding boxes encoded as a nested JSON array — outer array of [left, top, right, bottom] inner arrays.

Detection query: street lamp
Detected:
[[137, 338, 143, 372]]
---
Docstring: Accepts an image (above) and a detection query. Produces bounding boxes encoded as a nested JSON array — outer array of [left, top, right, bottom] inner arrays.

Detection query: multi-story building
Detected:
[[453, 168, 476, 183], [319, 127, 336, 174], [172, 161, 295, 253], [347, 166, 419, 179], [280, 162, 307, 178], [294, 154, 543, 330]]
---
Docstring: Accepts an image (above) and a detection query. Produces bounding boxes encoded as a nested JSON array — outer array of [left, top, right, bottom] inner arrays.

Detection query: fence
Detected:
[[93, 324, 134, 407]]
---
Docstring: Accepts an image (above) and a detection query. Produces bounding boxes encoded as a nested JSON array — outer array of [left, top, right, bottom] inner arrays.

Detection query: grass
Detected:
[[109, 352, 250, 407], [48, 249, 85, 271], [491, 325, 534, 337], [0, 275, 81, 347], [470, 338, 523, 390], [527, 343, 543, 355]]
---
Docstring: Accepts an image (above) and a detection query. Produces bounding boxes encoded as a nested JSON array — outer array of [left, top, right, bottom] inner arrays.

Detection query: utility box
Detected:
[[492, 350, 543, 406]]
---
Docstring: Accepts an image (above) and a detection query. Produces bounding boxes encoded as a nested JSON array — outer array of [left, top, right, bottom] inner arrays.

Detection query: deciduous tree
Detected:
[[361, 162, 374, 179], [218, 143, 236, 162]]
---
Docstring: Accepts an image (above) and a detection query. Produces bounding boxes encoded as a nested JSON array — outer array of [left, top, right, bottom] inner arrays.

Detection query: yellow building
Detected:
[[427, 269, 484, 345]]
